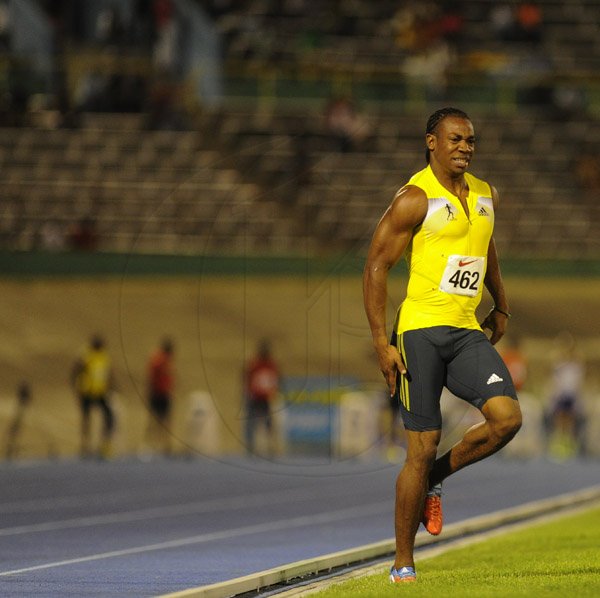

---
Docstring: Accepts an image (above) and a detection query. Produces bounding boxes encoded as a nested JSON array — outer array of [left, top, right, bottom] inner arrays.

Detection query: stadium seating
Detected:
[[1, 0, 598, 259], [1, 106, 598, 258]]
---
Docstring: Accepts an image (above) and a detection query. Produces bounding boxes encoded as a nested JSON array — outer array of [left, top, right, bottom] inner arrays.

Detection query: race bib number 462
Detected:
[[439, 255, 485, 297]]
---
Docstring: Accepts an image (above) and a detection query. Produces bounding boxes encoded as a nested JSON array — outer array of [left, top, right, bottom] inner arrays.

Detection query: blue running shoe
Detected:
[[390, 565, 417, 583]]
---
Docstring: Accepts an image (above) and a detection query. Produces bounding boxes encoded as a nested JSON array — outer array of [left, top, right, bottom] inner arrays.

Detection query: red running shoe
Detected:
[[422, 483, 443, 535]]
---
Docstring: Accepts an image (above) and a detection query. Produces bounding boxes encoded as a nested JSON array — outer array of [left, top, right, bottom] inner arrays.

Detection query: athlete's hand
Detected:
[[376, 345, 407, 396], [481, 308, 509, 345]]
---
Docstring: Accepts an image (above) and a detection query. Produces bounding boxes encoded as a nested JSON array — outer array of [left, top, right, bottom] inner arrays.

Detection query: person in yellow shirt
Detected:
[[71, 334, 115, 459], [363, 107, 522, 583]]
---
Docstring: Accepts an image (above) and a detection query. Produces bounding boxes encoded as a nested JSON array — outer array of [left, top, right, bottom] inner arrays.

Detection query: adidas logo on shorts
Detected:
[[486, 373, 503, 385]]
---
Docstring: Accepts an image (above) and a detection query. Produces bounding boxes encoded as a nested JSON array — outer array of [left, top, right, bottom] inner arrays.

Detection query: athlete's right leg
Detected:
[[393, 328, 446, 563], [80, 396, 91, 457], [99, 397, 115, 458], [394, 428, 441, 569]]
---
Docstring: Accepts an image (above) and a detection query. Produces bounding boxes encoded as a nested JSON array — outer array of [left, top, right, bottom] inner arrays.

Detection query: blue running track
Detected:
[[0, 455, 598, 597]]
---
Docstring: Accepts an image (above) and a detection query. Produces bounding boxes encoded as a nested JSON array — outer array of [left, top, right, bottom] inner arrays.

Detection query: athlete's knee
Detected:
[[487, 398, 522, 441], [502, 406, 522, 440], [405, 430, 440, 471]]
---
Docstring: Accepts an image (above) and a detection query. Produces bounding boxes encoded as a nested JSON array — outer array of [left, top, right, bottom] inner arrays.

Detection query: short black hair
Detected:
[[425, 107, 471, 163]]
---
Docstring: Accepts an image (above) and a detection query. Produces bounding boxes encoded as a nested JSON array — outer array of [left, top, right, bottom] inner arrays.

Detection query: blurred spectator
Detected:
[[36, 220, 65, 251], [437, 2, 465, 47], [489, 4, 517, 41], [550, 83, 586, 121], [71, 335, 116, 459], [402, 39, 455, 102], [391, 1, 462, 52], [95, 4, 124, 45], [391, 2, 438, 52], [514, 2, 543, 44], [244, 339, 280, 457], [545, 331, 586, 460], [500, 335, 528, 393], [145, 337, 176, 456], [489, 2, 543, 44], [4, 382, 32, 460], [324, 96, 370, 152], [67, 217, 98, 251], [152, 0, 179, 74]]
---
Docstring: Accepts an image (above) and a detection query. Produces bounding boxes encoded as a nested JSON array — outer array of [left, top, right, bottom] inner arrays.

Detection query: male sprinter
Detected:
[[363, 107, 522, 583]]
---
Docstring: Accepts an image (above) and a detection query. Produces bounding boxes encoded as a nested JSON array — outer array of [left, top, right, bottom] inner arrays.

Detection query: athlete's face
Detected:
[[427, 116, 475, 175]]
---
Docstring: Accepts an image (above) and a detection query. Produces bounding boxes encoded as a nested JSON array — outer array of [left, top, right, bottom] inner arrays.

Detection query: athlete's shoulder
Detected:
[[390, 183, 428, 224], [372, 184, 427, 237], [465, 171, 492, 197]]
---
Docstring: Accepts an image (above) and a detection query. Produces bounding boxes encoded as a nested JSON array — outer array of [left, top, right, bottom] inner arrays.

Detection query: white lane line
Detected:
[[0, 489, 170, 514], [0, 477, 319, 515], [0, 500, 391, 577], [0, 485, 357, 536]]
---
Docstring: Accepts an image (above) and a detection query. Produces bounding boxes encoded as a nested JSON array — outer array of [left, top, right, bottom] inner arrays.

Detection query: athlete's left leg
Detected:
[[428, 394, 522, 486], [99, 397, 115, 459]]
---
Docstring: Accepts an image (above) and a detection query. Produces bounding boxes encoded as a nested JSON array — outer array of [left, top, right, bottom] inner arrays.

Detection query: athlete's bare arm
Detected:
[[481, 185, 510, 345], [363, 186, 428, 394]]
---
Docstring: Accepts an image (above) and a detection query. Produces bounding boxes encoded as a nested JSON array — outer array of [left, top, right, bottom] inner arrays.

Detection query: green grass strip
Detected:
[[314, 506, 600, 597]]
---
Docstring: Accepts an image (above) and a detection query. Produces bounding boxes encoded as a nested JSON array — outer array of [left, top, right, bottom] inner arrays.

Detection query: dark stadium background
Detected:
[[0, 1, 599, 595]]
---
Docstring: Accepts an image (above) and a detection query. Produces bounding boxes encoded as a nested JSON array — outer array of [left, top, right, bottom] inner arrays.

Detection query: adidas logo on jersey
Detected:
[[478, 206, 489, 217], [487, 373, 503, 385]]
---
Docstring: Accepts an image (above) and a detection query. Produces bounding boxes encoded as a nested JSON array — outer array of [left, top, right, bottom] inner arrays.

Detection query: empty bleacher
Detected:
[[1, 105, 598, 259]]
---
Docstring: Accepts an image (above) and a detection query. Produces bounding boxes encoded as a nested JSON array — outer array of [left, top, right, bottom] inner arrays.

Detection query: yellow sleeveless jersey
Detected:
[[77, 349, 111, 397], [396, 165, 495, 334]]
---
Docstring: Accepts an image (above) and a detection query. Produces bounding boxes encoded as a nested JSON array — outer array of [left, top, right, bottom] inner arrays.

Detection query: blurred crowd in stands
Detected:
[[0, 0, 597, 256], [0, 1, 595, 128], [1, 0, 186, 127]]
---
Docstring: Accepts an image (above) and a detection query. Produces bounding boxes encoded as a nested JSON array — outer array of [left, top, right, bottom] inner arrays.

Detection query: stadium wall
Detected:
[[2, 251, 600, 277]]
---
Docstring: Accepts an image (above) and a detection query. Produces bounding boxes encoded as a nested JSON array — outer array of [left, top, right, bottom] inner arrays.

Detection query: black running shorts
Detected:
[[391, 326, 518, 431]]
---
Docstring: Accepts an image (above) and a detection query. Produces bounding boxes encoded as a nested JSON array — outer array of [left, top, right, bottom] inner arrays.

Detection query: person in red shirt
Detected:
[[244, 339, 280, 457], [145, 337, 175, 456]]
